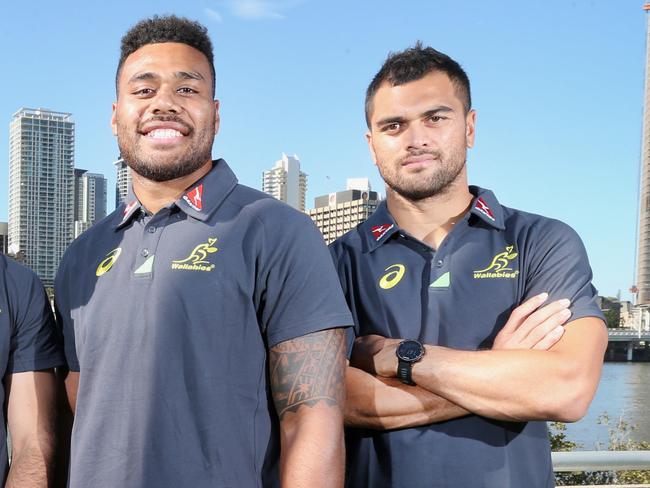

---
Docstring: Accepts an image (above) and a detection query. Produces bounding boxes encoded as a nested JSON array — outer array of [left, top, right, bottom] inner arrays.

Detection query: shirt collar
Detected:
[[361, 201, 399, 253], [115, 159, 238, 230], [468, 186, 505, 230], [360, 186, 505, 252]]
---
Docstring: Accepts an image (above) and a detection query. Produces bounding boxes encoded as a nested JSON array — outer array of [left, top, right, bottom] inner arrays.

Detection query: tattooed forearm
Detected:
[[270, 328, 347, 420]]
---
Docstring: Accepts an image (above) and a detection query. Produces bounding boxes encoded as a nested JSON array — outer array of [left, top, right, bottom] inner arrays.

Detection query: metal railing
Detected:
[[553, 450, 650, 471], [553, 451, 650, 487]]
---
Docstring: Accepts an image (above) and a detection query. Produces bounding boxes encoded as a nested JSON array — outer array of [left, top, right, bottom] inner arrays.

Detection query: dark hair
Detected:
[[365, 42, 471, 127], [116, 15, 215, 96]]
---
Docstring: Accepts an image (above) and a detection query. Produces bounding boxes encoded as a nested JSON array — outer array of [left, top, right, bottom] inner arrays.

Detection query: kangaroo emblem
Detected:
[[173, 238, 218, 265], [475, 246, 518, 273]]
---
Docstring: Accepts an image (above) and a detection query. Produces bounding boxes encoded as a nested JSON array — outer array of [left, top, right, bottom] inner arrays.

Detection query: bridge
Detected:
[[606, 329, 650, 361], [608, 329, 650, 341]]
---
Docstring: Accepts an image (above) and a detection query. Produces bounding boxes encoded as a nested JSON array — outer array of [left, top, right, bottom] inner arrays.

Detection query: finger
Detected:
[[500, 292, 549, 334], [521, 308, 571, 348], [532, 325, 566, 350], [514, 298, 570, 342]]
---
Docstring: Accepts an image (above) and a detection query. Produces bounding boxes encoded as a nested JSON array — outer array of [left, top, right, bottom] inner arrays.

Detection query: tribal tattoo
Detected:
[[269, 328, 347, 420]]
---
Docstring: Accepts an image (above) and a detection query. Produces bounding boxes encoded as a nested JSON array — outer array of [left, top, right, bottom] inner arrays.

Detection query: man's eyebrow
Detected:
[[127, 72, 158, 84], [175, 71, 204, 81], [421, 106, 454, 118], [375, 116, 408, 127], [126, 71, 205, 83]]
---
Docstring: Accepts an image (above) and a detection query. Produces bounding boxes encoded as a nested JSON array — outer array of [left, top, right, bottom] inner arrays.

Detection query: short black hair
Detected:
[[365, 42, 471, 127], [116, 15, 215, 96]]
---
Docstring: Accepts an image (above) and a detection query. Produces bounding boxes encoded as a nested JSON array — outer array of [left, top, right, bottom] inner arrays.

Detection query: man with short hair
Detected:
[[331, 44, 608, 487], [0, 255, 64, 487], [55, 15, 351, 488]]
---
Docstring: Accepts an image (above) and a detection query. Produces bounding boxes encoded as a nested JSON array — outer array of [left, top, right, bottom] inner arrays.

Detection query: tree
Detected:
[[603, 308, 620, 329]]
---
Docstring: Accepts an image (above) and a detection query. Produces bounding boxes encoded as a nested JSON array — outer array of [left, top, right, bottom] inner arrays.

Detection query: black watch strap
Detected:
[[397, 359, 415, 385]]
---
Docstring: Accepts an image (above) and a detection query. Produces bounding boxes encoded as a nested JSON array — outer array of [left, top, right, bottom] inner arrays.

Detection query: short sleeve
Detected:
[[256, 209, 353, 348], [54, 260, 80, 372], [522, 219, 604, 324], [5, 260, 65, 373], [329, 240, 359, 352]]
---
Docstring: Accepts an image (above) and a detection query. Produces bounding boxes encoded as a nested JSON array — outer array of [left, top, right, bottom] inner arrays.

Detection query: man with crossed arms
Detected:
[[331, 44, 607, 487]]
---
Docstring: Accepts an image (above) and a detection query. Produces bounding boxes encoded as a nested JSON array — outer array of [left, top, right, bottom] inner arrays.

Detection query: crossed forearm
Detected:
[[412, 347, 582, 422], [409, 319, 607, 422], [348, 314, 606, 426], [345, 366, 468, 429]]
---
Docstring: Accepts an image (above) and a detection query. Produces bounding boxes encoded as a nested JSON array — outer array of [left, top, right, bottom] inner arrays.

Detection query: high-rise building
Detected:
[[262, 153, 307, 211], [8, 108, 75, 286], [0, 222, 8, 254], [115, 156, 131, 207], [636, 4, 650, 305], [308, 179, 381, 244], [74, 169, 107, 238]]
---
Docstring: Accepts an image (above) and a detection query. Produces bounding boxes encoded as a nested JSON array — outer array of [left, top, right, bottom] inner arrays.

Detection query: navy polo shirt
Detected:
[[330, 186, 604, 488], [55, 159, 352, 488], [0, 255, 64, 483]]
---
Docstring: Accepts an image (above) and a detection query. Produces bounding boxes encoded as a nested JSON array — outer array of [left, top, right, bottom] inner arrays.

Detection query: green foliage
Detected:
[[551, 413, 650, 486], [549, 421, 579, 452], [603, 308, 620, 328]]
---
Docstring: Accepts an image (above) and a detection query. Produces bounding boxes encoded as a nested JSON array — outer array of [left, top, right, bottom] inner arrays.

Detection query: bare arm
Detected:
[[5, 370, 57, 488], [345, 366, 468, 429], [417, 317, 607, 422], [63, 371, 78, 415], [372, 317, 607, 422], [346, 293, 571, 429], [270, 328, 347, 488]]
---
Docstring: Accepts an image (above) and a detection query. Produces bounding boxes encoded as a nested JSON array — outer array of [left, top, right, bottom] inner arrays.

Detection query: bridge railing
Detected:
[[553, 451, 650, 487], [553, 450, 650, 471]]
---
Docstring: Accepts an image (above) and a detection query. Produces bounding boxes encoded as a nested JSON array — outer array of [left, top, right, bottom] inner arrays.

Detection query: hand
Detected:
[[493, 292, 571, 350], [351, 335, 401, 378]]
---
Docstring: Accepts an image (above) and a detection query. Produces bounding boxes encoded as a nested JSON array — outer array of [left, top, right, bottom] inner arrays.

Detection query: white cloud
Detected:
[[204, 7, 223, 22], [231, 0, 284, 20], [209, 0, 305, 21]]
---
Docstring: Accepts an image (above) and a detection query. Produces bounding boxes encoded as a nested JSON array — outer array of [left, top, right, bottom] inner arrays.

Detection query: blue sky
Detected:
[[0, 0, 644, 300]]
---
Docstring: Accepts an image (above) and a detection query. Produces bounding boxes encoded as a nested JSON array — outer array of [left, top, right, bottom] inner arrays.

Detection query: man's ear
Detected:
[[111, 102, 118, 136]]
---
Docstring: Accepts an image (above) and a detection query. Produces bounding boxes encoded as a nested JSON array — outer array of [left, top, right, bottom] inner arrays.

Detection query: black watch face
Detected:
[[397, 340, 424, 362]]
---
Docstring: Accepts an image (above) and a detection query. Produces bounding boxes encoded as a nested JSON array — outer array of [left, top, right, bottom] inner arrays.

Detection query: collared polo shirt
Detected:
[[55, 159, 353, 488], [0, 255, 64, 483], [330, 186, 604, 488]]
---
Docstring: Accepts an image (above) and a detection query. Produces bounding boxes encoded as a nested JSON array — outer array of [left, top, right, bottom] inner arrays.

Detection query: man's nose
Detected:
[[151, 87, 181, 114], [405, 122, 431, 150]]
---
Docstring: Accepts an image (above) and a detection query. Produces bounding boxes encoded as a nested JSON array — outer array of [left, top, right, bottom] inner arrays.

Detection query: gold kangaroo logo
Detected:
[[475, 246, 518, 273], [173, 238, 218, 265]]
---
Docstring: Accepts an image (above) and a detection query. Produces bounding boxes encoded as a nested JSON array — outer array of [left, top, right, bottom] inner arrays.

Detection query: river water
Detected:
[[562, 362, 650, 449]]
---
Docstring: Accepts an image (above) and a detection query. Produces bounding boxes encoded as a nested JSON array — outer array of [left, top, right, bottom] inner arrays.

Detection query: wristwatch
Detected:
[[396, 339, 425, 385]]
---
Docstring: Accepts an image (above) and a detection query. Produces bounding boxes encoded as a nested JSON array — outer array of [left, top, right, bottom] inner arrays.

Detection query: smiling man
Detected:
[[55, 16, 351, 488], [330, 44, 608, 487]]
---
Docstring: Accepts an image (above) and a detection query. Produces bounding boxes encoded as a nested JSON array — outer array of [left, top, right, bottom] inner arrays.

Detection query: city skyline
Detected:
[[0, 1, 644, 299]]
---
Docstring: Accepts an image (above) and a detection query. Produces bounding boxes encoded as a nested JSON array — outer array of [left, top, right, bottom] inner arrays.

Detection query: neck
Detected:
[[131, 160, 212, 214], [386, 172, 473, 249]]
